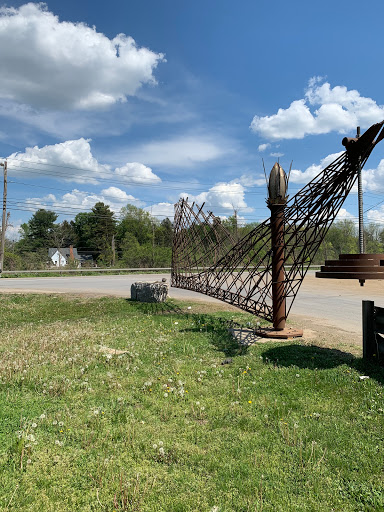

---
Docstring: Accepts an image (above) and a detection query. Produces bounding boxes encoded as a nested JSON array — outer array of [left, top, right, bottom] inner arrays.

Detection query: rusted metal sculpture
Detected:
[[172, 121, 384, 327]]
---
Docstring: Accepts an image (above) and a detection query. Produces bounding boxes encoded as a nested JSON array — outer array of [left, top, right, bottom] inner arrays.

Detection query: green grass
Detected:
[[2, 269, 169, 278], [0, 294, 383, 511]]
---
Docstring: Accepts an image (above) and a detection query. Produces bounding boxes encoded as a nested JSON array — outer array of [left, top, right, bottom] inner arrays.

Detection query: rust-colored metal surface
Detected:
[[171, 121, 384, 322], [316, 254, 384, 280]]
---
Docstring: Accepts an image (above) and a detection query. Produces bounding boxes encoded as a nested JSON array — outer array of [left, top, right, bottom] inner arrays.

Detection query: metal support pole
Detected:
[[0, 161, 7, 275], [356, 126, 364, 254], [362, 300, 376, 359], [270, 203, 286, 330]]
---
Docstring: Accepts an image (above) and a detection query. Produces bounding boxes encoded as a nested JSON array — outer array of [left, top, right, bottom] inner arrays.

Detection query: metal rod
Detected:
[[356, 126, 365, 254], [270, 204, 286, 330]]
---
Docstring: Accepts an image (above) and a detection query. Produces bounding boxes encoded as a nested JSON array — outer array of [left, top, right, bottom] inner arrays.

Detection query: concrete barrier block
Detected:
[[131, 281, 168, 303]]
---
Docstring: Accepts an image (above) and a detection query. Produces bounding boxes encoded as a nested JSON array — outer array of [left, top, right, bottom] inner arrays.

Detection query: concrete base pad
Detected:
[[257, 327, 303, 339]]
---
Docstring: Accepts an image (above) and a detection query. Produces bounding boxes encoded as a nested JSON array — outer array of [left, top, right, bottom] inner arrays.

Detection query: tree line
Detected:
[[2, 201, 384, 270], [3, 202, 173, 270]]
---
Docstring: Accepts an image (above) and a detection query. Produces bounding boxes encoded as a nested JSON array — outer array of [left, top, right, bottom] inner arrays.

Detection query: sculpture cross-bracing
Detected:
[[171, 122, 384, 326]]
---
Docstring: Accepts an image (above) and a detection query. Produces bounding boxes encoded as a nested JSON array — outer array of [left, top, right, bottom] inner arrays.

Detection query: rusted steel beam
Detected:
[[171, 121, 384, 322]]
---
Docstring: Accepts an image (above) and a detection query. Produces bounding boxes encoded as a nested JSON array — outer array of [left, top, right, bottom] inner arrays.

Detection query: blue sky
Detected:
[[1, 0, 384, 239]]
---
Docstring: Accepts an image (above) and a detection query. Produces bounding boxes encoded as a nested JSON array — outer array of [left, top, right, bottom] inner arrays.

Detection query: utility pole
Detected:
[[356, 126, 365, 254], [0, 160, 7, 275], [234, 209, 238, 241], [111, 234, 116, 267]]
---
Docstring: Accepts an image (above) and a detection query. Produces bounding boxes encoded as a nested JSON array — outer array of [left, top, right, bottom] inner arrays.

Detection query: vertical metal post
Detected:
[[0, 161, 7, 275], [362, 300, 376, 359], [356, 126, 365, 254], [270, 203, 286, 330]]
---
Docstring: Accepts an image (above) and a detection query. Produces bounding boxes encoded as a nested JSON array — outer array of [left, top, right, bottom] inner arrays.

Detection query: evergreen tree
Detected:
[[17, 209, 58, 252]]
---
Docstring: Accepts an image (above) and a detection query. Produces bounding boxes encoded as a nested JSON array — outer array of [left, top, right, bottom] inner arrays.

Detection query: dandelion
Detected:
[[248, 400, 252, 404], [52, 420, 58, 425], [58, 421, 64, 427], [31, 423, 37, 429], [164, 393, 169, 398], [159, 447, 165, 456], [55, 440, 63, 446], [27, 459, 32, 464], [39, 414, 46, 420], [159, 441, 163, 446], [296, 374, 300, 377]]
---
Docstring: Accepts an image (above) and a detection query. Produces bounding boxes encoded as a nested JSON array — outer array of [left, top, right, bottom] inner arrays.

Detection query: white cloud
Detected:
[[237, 174, 266, 187], [23, 187, 143, 216], [5, 218, 22, 241], [362, 159, 384, 193], [335, 208, 357, 223], [5, 138, 161, 185], [270, 152, 284, 158], [367, 207, 384, 225], [115, 162, 161, 185], [251, 77, 384, 140], [121, 135, 234, 168], [258, 143, 270, 152], [144, 202, 174, 220], [181, 179, 253, 213], [289, 151, 343, 184], [7, 138, 108, 184], [0, 3, 164, 110]]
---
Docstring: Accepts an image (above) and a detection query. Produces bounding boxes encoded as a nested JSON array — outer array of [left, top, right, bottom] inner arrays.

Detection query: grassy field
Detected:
[[0, 294, 383, 511]]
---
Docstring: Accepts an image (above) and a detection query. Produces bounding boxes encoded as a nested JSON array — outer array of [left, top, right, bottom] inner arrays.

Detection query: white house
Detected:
[[48, 246, 94, 267]]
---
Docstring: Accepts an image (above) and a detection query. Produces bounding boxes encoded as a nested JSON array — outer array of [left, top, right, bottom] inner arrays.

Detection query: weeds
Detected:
[[0, 294, 383, 511]]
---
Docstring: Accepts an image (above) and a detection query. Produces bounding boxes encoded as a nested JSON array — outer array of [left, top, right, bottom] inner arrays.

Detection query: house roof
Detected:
[[48, 248, 93, 262]]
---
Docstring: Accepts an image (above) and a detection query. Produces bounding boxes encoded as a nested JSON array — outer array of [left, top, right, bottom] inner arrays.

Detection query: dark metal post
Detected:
[[356, 126, 365, 254], [267, 163, 288, 331], [362, 300, 376, 359], [270, 203, 286, 330]]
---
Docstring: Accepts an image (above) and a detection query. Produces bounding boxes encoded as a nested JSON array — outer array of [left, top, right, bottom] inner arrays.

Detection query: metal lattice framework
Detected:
[[171, 122, 384, 322]]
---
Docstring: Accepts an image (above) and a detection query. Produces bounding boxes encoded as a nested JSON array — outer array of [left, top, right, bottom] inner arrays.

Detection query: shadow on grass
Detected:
[[262, 344, 384, 385], [181, 313, 248, 357], [125, 298, 184, 315], [128, 299, 250, 357]]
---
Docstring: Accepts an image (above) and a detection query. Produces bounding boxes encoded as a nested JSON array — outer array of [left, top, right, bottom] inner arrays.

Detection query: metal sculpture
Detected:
[[172, 121, 384, 327]]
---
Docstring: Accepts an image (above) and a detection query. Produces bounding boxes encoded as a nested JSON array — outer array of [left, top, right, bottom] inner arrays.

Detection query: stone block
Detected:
[[131, 281, 168, 303]]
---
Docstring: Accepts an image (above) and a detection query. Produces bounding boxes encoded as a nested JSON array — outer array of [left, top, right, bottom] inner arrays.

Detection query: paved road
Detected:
[[1, 272, 383, 334]]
